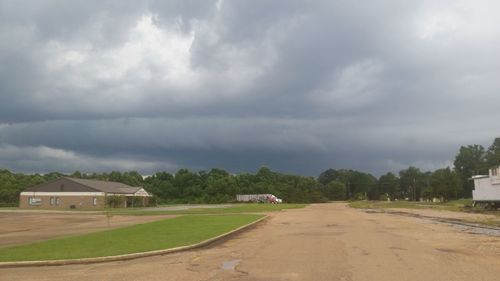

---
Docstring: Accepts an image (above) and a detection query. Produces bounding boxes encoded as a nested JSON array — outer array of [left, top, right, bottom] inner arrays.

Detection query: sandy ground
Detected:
[[386, 207, 499, 221], [1, 203, 500, 281], [0, 213, 176, 248]]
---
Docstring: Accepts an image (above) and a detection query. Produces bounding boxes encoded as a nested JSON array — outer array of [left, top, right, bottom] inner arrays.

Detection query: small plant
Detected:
[[147, 196, 158, 207], [106, 196, 124, 208], [129, 196, 143, 207], [379, 194, 390, 201]]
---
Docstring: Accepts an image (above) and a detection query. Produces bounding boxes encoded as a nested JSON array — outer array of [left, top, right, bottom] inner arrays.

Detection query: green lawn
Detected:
[[0, 203, 306, 214], [109, 203, 307, 216], [0, 214, 263, 262]]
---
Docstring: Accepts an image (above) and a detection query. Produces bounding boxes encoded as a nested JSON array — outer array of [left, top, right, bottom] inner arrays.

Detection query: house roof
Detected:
[[65, 178, 143, 194], [23, 177, 148, 195]]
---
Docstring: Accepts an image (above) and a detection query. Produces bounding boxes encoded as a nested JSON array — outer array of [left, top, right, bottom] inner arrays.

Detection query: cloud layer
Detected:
[[1, 0, 499, 176]]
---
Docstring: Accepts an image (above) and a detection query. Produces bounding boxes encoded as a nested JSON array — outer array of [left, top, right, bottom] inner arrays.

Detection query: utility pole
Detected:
[[412, 178, 416, 201], [346, 181, 350, 200]]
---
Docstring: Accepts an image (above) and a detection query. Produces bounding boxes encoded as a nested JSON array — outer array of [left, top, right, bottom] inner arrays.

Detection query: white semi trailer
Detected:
[[471, 167, 500, 208], [236, 194, 282, 203]]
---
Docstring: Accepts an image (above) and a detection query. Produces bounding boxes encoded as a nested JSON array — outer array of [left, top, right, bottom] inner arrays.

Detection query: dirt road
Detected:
[[2, 203, 500, 281]]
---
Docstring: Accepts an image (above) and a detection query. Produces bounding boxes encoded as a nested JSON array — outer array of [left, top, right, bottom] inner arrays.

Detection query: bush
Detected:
[[379, 193, 390, 201], [354, 192, 366, 200], [131, 196, 144, 207], [147, 196, 158, 207], [106, 196, 124, 208], [0, 202, 17, 207], [323, 181, 347, 201], [309, 190, 329, 203]]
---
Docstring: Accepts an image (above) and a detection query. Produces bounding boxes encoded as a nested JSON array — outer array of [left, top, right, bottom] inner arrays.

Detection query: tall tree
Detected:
[[378, 172, 400, 200], [399, 167, 425, 201], [318, 169, 377, 199], [453, 144, 487, 197], [322, 181, 347, 201], [428, 168, 462, 201], [318, 169, 338, 185], [486, 137, 500, 168]]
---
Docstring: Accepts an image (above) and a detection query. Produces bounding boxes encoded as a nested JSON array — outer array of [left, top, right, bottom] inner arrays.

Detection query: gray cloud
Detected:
[[1, 0, 499, 176]]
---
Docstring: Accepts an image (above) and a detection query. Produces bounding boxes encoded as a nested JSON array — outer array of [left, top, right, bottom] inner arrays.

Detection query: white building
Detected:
[[471, 167, 500, 205]]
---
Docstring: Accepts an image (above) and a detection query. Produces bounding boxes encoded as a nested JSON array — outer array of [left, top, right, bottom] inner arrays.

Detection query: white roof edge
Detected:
[[470, 175, 489, 179]]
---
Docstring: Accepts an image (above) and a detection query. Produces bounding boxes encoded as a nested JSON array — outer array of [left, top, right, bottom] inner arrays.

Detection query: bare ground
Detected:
[[1, 203, 500, 281], [0, 213, 176, 248], [386, 207, 499, 221]]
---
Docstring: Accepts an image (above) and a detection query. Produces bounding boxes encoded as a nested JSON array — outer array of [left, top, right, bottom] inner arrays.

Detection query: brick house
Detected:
[[19, 177, 151, 209]]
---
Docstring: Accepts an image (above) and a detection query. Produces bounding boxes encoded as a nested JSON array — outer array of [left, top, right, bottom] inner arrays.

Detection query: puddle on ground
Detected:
[[221, 259, 241, 270], [362, 209, 380, 214]]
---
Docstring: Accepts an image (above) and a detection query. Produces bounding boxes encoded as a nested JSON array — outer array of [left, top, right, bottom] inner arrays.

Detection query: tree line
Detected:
[[1, 137, 499, 206], [0, 168, 324, 205], [319, 137, 500, 202]]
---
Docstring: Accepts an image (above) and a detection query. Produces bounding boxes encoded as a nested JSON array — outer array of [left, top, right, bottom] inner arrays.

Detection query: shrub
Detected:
[[147, 195, 158, 206], [379, 193, 390, 201], [106, 196, 124, 208]]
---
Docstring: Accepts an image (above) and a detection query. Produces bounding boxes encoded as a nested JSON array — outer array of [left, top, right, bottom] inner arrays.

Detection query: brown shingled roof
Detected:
[[64, 177, 143, 194]]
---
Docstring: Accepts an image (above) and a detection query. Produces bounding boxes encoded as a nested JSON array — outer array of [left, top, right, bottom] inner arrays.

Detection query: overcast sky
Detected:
[[1, 0, 499, 177]]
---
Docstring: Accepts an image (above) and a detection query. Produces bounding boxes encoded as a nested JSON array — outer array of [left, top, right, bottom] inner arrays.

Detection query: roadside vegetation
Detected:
[[0, 214, 263, 262], [348, 199, 473, 212]]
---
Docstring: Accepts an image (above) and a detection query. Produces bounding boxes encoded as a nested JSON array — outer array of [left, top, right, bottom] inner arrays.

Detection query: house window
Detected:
[[28, 197, 42, 205], [50, 197, 55, 205], [93, 197, 97, 206], [55, 197, 60, 205]]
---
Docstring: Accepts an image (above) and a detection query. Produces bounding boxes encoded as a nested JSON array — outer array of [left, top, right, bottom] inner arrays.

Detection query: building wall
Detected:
[[19, 193, 106, 209], [20, 178, 152, 209], [473, 177, 500, 201]]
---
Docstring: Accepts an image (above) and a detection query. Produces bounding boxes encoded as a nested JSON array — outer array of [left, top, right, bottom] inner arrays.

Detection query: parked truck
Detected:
[[236, 194, 282, 203], [471, 167, 500, 209]]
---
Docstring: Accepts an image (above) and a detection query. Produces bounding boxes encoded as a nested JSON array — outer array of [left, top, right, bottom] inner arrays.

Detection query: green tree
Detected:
[[486, 137, 500, 168], [121, 171, 144, 186], [399, 167, 425, 201], [453, 144, 487, 197], [318, 169, 377, 200], [143, 172, 175, 203], [429, 168, 462, 201], [322, 181, 346, 201], [173, 169, 203, 202], [378, 172, 400, 200], [318, 169, 338, 185]]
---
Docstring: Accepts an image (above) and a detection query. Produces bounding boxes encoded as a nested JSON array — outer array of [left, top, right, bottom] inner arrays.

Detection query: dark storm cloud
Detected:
[[1, 0, 500, 176]]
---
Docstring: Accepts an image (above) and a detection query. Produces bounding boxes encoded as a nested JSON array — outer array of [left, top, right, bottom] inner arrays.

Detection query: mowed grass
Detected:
[[109, 203, 307, 216], [0, 214, 263, 262], [348, 199, 475, 212]]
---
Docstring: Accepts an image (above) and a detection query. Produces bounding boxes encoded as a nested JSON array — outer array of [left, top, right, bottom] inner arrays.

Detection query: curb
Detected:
[[0, 215, 269, 268]]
